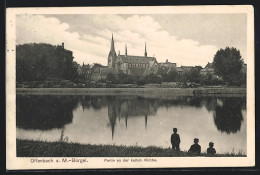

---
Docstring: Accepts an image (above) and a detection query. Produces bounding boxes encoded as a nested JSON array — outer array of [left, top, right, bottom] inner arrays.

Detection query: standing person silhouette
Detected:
[[171, 128, 180, 153], [207, 142, 216, 155], [188, 138, 201, 156]]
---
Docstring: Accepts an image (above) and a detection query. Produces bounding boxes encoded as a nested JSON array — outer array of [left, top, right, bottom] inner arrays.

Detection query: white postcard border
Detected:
[[6, 5, 255, 170]]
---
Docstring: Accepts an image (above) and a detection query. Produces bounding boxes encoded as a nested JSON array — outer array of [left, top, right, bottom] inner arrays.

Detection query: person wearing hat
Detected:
[[207, 142, 216, 155], [188, 138, 201, 155], [171, 128, 181, 152]]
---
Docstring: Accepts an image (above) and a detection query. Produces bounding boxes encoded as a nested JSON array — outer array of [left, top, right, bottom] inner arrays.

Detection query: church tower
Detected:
[[108, 34, 117, 68], [144, 42, 147, 57], [125, 44, 127, 56]]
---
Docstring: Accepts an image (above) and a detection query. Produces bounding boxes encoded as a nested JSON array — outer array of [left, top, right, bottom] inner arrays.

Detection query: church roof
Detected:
[[118, 54, 156, 64]]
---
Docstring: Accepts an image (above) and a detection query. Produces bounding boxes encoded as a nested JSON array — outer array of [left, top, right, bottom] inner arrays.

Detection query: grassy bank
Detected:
[[16, 87, 246, 97], [17, 139, 246, 157], [16, 88, 195, 97]]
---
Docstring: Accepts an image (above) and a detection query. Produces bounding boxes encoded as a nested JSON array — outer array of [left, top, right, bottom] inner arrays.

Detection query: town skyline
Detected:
[[16, 14, 247, 67]]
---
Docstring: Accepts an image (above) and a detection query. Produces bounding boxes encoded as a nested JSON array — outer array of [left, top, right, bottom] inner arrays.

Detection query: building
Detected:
[[80, 34, 178, 81], [78, 63, 114, 82], [173, 67, 184, 75], [80, 63, 92, 81], [200, 62, 220, 79], [200, 63, 214, 76], [159, 59, 176, 68], [108, 34, 158, 76], [180, 66, 194, 72], [240, 64, 247, 74]]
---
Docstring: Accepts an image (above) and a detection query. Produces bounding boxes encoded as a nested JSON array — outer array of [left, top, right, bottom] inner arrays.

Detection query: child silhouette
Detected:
[[171, 128, 180, 152], [207, 142, 216, 155]]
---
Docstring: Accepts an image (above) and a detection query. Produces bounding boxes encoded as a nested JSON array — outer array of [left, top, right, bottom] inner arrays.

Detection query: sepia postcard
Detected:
[[6, 5, 255, 170]]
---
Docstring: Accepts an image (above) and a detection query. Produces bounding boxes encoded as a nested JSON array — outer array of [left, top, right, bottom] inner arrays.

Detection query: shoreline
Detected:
[[16, 139, 246, 157], [16, 87, 246, 97]]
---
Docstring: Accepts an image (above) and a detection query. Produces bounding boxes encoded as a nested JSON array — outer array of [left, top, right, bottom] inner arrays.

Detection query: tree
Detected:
[[213, 47, 243, 85], [213, 98, 244, 134], [165, 69, 178, 82], [143, 73, 161, 84], [16, 43, 79, 83], [106, 73, 116, 83], [183, 66, 202, 83]]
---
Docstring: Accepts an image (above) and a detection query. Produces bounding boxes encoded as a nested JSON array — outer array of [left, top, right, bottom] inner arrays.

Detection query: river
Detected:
[[16, 95, 247, 154]]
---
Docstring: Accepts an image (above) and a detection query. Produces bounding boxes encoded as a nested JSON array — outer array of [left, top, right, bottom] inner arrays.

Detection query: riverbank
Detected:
[[17, 139, 246, 157], [16, 87, 246, 97]]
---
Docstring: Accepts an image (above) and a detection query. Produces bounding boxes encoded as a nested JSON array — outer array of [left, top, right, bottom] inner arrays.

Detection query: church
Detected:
[[78, 34, 178, 81], [107, 34, 159, 76]]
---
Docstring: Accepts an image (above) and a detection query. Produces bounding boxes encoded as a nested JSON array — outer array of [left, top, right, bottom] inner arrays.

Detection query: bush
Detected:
[[143, 74, 161, 84]]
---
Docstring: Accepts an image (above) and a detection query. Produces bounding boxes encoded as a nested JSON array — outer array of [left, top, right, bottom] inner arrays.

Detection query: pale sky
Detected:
[[16, 14, 247, 67]]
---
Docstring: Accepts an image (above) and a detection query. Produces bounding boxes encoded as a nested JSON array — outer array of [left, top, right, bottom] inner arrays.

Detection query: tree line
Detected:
[[16, 43, 246, 87], [16, 43, 78, 83], [106, 47, 246, 86]]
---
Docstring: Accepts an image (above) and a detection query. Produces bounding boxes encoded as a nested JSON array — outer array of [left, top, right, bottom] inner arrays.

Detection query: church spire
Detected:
[[125, 44, 127, 56], [108, 33, 117, 69], [110, 33, 115, 53], [144, 42, 147, 57]]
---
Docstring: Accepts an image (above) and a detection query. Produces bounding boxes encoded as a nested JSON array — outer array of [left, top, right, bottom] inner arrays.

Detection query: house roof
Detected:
[[100, 67, 110, 75], [200, 68, 207, 72], [155, 66, 170, 74], [143, 68, 153, 76], [82, 64, 91, 70], [205, 62, 213, 69], [180, 66, 194, 71], [174, 67, 184, 72], [159, 62, 176, 66]]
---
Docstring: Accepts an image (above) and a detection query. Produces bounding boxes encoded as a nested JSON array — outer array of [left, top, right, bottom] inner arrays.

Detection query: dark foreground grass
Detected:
[[17, 139, 246, 157]]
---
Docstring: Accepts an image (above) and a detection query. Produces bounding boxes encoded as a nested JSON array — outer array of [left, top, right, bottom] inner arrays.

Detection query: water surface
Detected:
[[16, 95, 247, 154]]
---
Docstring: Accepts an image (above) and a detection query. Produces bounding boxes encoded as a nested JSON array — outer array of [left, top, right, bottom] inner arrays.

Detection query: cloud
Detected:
[[16, 14, 219, 67]]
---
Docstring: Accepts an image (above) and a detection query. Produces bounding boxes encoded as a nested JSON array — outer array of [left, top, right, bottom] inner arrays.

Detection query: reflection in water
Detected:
[[106, 96, 158, 139], [16, 95, 78, 130], [17, 96, 246, 134], [213, 98, 244, 134], [16, 95, 246, 153]]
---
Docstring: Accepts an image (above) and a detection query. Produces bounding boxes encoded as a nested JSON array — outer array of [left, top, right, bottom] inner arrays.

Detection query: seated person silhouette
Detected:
[[188, 138, 201, 155], [207, 142, 216, 155], [171, 128, 180, 152]]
